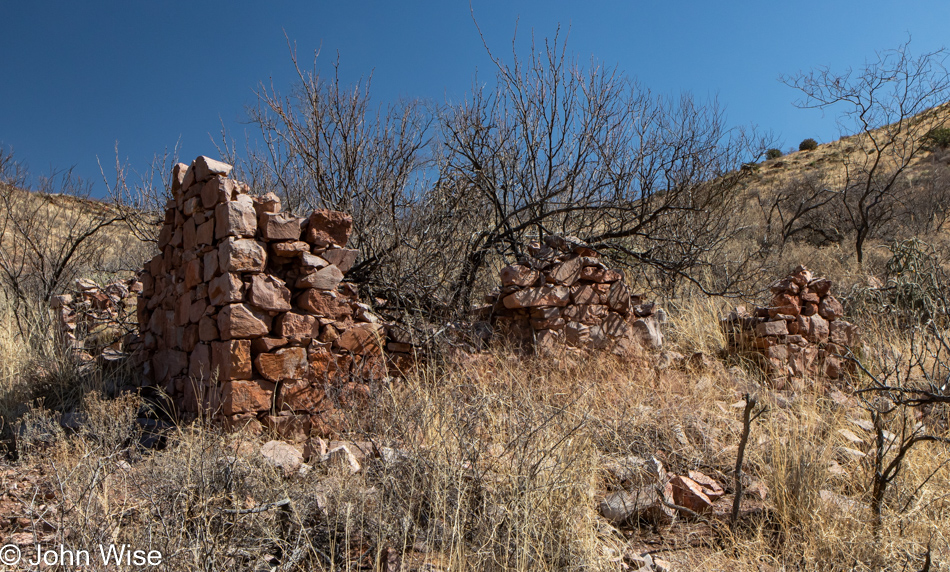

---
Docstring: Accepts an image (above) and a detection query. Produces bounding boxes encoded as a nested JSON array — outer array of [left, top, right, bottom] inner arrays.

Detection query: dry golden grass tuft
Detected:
[[1, 292, 947, 570]]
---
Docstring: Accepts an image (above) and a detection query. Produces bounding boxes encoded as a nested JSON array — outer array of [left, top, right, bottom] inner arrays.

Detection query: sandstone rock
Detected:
[[272, 241, 310, 257], [153, 349, 188, 383], [562, 304, 609, 325], [571, 283, 607, 305], [217, 303, 271, 339], [503, 285, 570, 309], [687, 470, 724, 501], [789, 264, 813, 286], [808, 314, 829, 343], [322, 444, 362, 474], [171, 162, 188, 194], [500, 264, 540, 287], [297, 289, 352, 320], [216, 197, 257, 241], [299, 253, 329, 270], [203, 250, 219, 282], [209, 273, 244, 306], [252, 337, 288, 353], [212, 339, 253, 380], [296, 265, 344, 290], [196, 219, 214, 246], [599, 484, 675, 526], [218, 238, 267, 273], [221, 379, 274, 415], [335, 322, 385, 355], [606, 281, 631, 313], [260, 440, 303, 477], [277, 380, 327, 412], [809, 277, 832, 297], [818, 296, 844, 320], [255, 347, 308, 382], [322, 247, 359, 273], [306, 209, 353, 247], [755, 320, 788, 337], [247, 274, 292, 312], [829, 320, 858, 347], [565, 321, 590, 347], [193, 156, 233, 182], [770, 293, 801, 317], [188, 343, 212, 380], [632, 316, 663, 349], [580, 266, 622, 283], [670, 475, 714, 515], [275, 312, 319, 341], [260, 212, 304, 241], [201, 176, 235, 209], [253, 192, 281, 216], [550, 257, 584, 286]]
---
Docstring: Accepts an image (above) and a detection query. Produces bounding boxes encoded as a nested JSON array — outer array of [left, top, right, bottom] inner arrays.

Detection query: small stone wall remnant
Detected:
[[721, 265, 859, 387], [483, 236, 663, 355], [52, 277, 142, 363], [136, 156, 404, 437]]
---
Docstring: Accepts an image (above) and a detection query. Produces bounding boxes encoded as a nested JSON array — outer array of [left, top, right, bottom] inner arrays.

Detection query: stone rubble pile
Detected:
[[599, 455, 725, 526], [136, 156, 412, 437], [721, 265, 859, 386], [482, 236, 663, 355], [51, 277, 142, 364]]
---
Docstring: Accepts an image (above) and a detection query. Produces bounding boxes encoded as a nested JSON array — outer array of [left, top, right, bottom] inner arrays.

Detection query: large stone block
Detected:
[[306, 209, 353, 247], [209, 273, 244, 306], [221, 379, 274, 415], [275, 311, 319, 341], [215, 195, 258, 239], [321, 247, 358, 273], [550, 257, 583, 286], [502, 285, 570, 309], [260, 212, 304, 241], [211, 339, 253, 380], [500, 264, 540, 287], [755, 320, 788, 337], [189, 343, 212, 381], [277, 380, 327, 412], [217, 303, 272, 339], [335, 322, 385, 355], [193, 156, 233, 183], [247, 274, 292, 312], [201, 176, 235, 209], [296, 289, 352, 320], [296, 265, 344, 291], [218, 237, 267, 273], [255, 347, 308, 382]]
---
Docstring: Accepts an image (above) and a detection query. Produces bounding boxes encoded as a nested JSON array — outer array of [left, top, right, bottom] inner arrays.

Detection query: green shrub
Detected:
[[798, 138, 818, 152], [922, 127, 950, 150], [766, 148, 783, 160]]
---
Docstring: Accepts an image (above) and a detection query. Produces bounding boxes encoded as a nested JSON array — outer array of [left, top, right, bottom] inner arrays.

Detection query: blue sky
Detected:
[[3, 1, 950, 195]]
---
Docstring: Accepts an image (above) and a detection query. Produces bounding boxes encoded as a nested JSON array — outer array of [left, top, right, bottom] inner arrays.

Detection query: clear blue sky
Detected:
[[3, 1, 949, 195]]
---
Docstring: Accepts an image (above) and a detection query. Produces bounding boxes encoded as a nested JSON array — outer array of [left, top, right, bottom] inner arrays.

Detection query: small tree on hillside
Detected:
[[783, 39, 950, 264]]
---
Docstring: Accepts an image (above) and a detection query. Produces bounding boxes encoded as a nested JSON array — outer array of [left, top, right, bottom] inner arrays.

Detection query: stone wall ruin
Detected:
[[136, 156, 411, 437], [482, 236, 664, 355], [721, 265, 859, 388]]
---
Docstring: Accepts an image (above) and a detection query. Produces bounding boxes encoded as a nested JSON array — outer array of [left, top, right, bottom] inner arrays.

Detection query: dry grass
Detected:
[[2, 291, 948, 571]]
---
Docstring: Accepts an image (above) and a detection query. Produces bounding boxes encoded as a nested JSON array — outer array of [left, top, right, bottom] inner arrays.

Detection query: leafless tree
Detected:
[[783, 39, 950, 264], [848, 322, 950, 535], [0, 155, 119, 339], [245, 32, 771, 321]]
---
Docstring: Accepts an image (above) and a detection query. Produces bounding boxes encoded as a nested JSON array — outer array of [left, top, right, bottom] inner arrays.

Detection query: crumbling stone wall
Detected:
[[721, 265, 859, 388], [52, 277, 142, 364], [482, 236, 664, 355], [136, 156, 408, 437]]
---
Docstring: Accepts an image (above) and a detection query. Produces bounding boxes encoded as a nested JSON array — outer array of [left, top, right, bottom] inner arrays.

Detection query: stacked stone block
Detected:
[[721, 265, 859, 386], [483, 236, 663, 355], [137, 156, 395, 437]]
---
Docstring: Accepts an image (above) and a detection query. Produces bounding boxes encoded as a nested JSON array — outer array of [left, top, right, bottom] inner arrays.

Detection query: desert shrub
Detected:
[[922, 126, 950, 150], [799, 138, 818, 151], [766, 148, 783, 160]]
